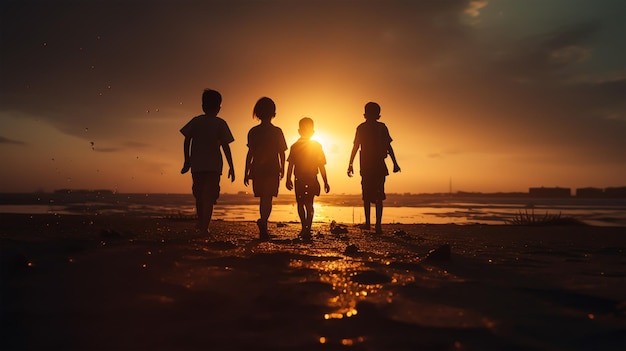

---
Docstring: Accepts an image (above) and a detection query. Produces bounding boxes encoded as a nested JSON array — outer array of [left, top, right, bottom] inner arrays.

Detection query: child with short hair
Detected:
[[244, 97, 288, 241], [285, 117, 330, 239], [180, 89, 235, 233], [347, 102, 400, 234]]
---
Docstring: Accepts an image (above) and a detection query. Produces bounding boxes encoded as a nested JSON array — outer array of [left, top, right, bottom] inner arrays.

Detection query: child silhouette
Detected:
[[347, 102, 400, 234], [244, 97, 288, 241], [180, 89, 235, 233], [285, 117, 330, 239]]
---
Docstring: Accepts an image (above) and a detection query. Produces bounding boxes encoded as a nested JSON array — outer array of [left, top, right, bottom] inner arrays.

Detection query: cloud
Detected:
[[395, 15, 625, 167], [491, 21, 601, 80], [465, 0, 488, 18], [571, 73, 626, 114], [123, 141, 151, 149], [89, 141, 151, 153], [549, 46, 592, 65], [0, 135, 26, 145]]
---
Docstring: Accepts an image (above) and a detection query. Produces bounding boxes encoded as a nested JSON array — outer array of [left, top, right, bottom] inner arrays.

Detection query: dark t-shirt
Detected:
[[287, 138, 326, 178], [180, 115, 234, 173], [247, 123, 287, 178], [353, 120, 392, 176]]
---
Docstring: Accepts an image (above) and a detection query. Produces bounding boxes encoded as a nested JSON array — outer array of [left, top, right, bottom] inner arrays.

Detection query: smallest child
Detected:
[[285, 117, 330, 239]]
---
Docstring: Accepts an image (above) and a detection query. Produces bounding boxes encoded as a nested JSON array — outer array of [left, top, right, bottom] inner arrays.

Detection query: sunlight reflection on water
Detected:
[[289, 257, 417, 321], [1, 193, 625, 226], [211, 204, 626, 227]]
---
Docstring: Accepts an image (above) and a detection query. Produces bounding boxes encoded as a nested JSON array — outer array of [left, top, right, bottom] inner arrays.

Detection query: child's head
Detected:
[[253, 97, 276, 121], [298, 117, 314, 139], [364, 102, 381, 120], [202, 89, 222, 115]]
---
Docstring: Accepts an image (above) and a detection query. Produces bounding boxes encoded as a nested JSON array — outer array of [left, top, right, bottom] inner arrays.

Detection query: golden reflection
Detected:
[[318, 336, 365, 346], [341, 338, 353, 346], [290, 258, 414, 321], [324, 313, 343, 320], [289, 259, 364, 317]]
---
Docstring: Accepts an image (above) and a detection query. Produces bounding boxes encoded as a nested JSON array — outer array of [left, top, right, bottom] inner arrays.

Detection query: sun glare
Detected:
[[311, 131, 330, 147]]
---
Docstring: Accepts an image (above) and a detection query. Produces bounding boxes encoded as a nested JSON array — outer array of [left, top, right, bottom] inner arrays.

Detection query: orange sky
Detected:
[[1, 0, 624, 194]]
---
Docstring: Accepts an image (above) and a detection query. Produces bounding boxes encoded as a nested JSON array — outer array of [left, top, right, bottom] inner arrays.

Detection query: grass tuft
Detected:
[[506, 209, 584, 226]]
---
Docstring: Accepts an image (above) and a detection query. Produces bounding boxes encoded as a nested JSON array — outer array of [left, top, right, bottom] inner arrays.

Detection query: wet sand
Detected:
[[1, 213, 624, 350]]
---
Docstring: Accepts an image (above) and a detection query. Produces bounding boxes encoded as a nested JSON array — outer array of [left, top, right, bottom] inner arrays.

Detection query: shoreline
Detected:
[[1, 192, 626, 228], [1, 213, 625, 350], [1, 201, 625, 228]]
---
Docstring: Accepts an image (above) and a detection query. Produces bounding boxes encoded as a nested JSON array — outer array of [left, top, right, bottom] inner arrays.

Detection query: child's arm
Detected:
[[320, 165, 330, 193], [285, 162, 294, 190], [181, 136, 191, 174], [347, 143, 359, 177], [244, 150, 252, 186], [279, 151, 286, 180], [222, 143, 235, 182], [388, 144, 401, 173]]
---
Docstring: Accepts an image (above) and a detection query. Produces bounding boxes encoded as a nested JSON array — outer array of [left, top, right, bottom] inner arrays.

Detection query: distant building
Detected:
[[576, 187, 604, 198], [529, 187, 571, 198], [605, 187, 626, 198]]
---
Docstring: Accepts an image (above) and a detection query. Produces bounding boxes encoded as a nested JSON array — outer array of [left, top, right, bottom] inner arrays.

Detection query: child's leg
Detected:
[[296, 200, 306, 231], [304, 199, 314, 232], [193, 184, 208, 231], [195, 198, 205, 230], [257, 195, 272, 239], [201, 198, 214, 231], [260, 196, 272, 222], [192, 173, 218, 232], [200, 179, 218, 232], [375, 200, 383, 234], [361, 200, 371, 229]]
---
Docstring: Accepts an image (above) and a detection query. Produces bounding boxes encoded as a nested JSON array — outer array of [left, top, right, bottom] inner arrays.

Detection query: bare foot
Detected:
[[257, 219, 269, 241]]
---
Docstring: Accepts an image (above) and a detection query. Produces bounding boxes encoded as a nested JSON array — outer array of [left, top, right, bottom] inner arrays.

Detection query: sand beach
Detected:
[[1, 213, 624, 350]]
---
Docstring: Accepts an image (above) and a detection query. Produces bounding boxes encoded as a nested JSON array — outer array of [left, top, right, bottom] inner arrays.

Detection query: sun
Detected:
[[311, 131, 330, 147], [310, 129, 347, 164]]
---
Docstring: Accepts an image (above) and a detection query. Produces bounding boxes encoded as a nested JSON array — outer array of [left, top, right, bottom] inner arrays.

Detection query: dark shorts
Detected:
[[361, 174, 386, 203], [252, 176, 280, 197], [295, 175, 320, 201], [192, 172, 221, 203]]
